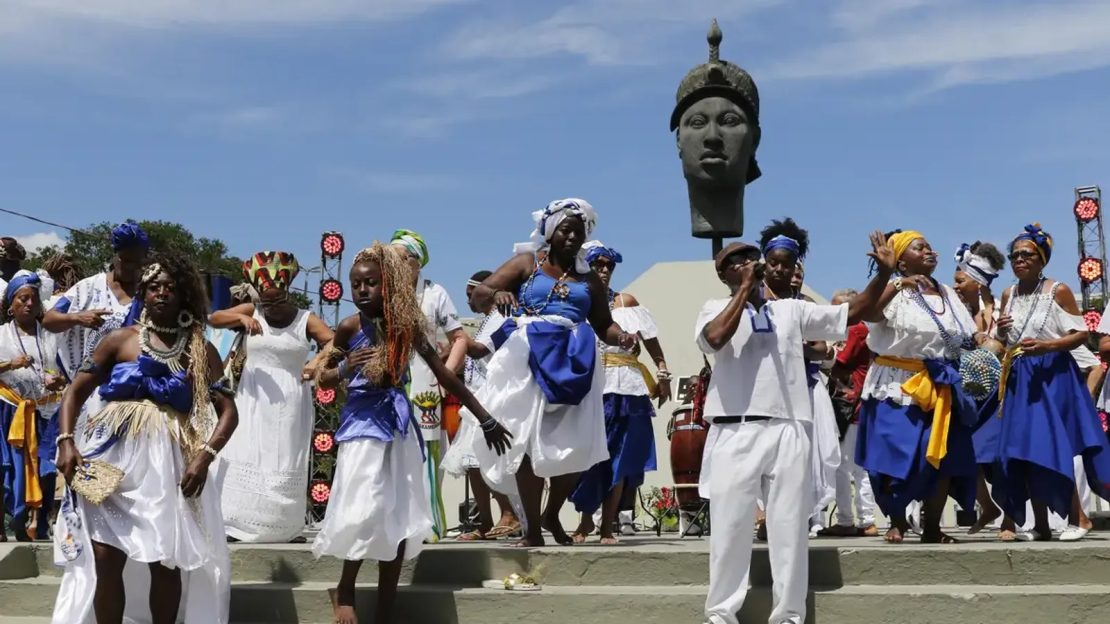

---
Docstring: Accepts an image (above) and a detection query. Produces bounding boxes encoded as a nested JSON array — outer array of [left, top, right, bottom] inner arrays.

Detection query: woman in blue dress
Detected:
[[52, 253, 239, 623], [312, 242, 510, 624], [993, 224, 1110, 540], [470, 198, 637, 547]]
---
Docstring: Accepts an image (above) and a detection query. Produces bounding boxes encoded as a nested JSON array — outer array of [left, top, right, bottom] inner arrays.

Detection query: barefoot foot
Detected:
[[571, 518, 595, 545], [542, 513, 574, 546], [511, 533, 545, 548], [967, 508, 1001, 535], [329, 586, 358, 624], [884, 527, 904, 543], [599, 535, 619, 545]]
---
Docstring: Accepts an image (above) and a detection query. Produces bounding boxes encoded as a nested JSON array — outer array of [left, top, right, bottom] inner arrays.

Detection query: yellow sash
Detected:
[[602, 352, 658, 398], [874, 355, 952, 469], [0, 382, 41, 509], [996, 345, 1023, 414]]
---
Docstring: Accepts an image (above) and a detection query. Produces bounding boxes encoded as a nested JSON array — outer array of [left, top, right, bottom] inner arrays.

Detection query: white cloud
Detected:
[[15, 231, 66, 253], [403, 70, 560, 101], [440, 0, 784, 66], [769, 1, 1110, 90], [190, 105, 287, 129], [323, 167, 463, 192]]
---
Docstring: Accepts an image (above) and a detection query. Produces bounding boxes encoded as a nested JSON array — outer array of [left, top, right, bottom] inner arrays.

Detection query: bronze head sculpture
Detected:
[[672, 19, 761, 241]]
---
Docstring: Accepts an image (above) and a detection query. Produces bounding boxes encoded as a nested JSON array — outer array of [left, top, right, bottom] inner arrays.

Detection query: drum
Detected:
[[442, 392, 462, 443], [669, 369, 710, 511]]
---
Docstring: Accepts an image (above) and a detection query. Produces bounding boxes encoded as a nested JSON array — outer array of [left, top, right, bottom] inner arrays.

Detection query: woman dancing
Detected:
[[211, 251, 334, 543], [0, 271, 65, 542], [569, 241, 672, 544], [993, 224, 1110, 540], [52, 253, 238, 623], [470, 198, 636, 547], [312, 243, 510, 624], [856, 230, 981, 544]]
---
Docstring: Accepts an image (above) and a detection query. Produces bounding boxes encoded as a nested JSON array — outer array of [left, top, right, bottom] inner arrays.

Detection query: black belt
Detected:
[[713, 416, 773, 424]]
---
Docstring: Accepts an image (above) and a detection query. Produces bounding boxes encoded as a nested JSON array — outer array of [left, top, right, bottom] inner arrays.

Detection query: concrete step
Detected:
[[2, 577, 1108, 624], [20, 536, 1110, 587]]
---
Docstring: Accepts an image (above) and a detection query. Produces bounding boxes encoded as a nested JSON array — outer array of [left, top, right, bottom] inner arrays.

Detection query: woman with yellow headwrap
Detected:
[[209, 251, 335, 543], [855, 230, 981, 544], [992, 224, 1110, 542]]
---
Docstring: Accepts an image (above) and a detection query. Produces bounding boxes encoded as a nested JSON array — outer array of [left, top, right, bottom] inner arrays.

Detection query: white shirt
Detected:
[[408, 278, 464, 440], [602, 304, 659, 396], [695, 298, 848, 422]]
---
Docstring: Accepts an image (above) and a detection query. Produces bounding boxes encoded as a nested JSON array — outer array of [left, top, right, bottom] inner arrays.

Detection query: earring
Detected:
[[177, 310, 195, 328]]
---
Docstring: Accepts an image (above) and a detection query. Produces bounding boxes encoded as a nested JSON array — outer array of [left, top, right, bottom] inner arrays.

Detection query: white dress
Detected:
[[810, 371, 841, 519], [442, 310, 506, 477], [221, 310, 313, 543]]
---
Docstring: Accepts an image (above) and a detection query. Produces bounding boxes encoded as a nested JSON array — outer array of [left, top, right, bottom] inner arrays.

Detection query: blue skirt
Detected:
[[972, 394, 1001, 466], [856, 398, 977, 518], [570, 394, 657, 515], [993, 351, 1110, 525]]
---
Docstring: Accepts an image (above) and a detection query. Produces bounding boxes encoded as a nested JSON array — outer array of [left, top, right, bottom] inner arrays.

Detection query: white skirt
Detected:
[[220, 364, 313, 543], [52, 414, 231, 624], [312, 433, 433, 562], [469, 317, 608, 494], [810, 376, 841, 515], [442, 412, 481, 477]]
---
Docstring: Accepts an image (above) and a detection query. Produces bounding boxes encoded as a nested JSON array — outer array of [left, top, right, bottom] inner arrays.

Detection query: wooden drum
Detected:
[[669, 371, 710, 511]]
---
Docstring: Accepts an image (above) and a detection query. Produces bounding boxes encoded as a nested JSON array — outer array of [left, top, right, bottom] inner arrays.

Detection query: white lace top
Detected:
[[862, 284, 975, 405], [995, 283, 1086, 344], [602, 300, 659, 396]]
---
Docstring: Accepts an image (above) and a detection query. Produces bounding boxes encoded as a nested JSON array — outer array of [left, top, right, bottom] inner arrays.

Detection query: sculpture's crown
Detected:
[[670, 19, 760, 133]]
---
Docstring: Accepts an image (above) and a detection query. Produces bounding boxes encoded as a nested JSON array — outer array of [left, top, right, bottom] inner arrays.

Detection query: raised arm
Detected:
[[208, 303, 262, 334], [847, 231, 898, 324], [700, 262, 762, 352], [471, 254, 534, 315], [416, 336, 511, 455]]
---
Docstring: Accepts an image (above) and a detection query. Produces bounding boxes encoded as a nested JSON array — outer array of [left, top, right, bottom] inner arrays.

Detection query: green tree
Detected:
[[23, 220, 313, 310]]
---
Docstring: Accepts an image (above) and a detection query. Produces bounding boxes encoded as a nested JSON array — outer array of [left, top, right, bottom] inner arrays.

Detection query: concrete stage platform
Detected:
[[0, 532, 1107, 623]]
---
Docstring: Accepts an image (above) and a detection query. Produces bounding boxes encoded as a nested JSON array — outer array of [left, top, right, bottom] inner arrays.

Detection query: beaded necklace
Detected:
[[906, 282, 968, 361], [138, 311, 188, 374], [1005, 279, 1053, 346], [11, 321, 48, 387], [463, 313, 495, 387], [519, 262, 571, 316]]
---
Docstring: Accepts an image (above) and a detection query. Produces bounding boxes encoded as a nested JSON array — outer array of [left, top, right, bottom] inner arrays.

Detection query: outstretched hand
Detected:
[[867, 230, 897, 274], [482, 420, 513, 456]]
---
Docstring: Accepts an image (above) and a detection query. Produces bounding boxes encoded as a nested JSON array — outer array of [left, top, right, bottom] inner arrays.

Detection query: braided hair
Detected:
[[350, 243, 426, 387], [41, 253, 83, 293]]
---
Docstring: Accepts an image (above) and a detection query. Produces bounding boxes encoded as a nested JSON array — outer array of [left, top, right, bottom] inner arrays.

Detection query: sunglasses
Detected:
[[1008, 250, 1039, 262]]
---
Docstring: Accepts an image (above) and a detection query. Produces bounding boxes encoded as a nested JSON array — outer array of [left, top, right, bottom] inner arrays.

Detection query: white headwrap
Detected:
[[3, 269, 54, 308], [513, 198, 598, 274], [954, 244, 999, 287]]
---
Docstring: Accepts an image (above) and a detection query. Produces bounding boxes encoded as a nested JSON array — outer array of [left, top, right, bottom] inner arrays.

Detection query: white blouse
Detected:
[[602, 303, 660, 396], [863, 284, 975, 405], [998, 284, 1086, 344]]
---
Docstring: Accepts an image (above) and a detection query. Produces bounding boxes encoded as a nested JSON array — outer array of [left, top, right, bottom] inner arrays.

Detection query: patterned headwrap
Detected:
[[583, 240, 623, 266], [242, 251, 300, 291], [954, 244, 1000, 287], [3, 270, 53, 308], [514, 198, 599, 274], [887, 230, 925, 261], [1012, 223, 1053, 264], [762, 235, 803, 259], [390, 229, 429, 268], [1, 237, 26, 262], [110, 222, 150, 252]]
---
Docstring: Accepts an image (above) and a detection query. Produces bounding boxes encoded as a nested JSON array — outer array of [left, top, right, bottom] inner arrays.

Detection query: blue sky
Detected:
[[4, 0, 1110, 313]]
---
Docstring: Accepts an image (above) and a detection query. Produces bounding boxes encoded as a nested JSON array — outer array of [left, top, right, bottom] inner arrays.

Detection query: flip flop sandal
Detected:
[[457, 530, 493, 542]]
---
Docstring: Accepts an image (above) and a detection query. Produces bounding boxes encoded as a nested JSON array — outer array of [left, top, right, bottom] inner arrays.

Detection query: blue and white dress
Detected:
[[471, 268, 608, 492], [855, 285, 979, 518], [51, 357, 230, 624], [991, 284, 1110, 525], [569, 296, 657, 516], [312, 318, 433, 563]]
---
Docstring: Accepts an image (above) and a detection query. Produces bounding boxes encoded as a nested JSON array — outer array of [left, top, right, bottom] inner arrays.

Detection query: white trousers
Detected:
[[705, 419, 811, 624], [834, 423, 876, 527]]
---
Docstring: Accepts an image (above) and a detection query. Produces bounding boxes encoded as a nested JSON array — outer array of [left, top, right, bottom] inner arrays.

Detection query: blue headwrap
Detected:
[[3, 270, 52, 309], [583, 240, 623, 266], [1013, 223, 1053, 264], [111, 222, 150, 252], [762, 235, 803, 259]]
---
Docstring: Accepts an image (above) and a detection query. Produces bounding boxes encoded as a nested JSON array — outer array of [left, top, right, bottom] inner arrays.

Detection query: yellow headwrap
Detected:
[[888, 230, 925, 261]]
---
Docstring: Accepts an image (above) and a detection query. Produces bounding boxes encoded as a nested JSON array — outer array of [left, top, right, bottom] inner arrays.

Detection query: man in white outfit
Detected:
[[697, 238, 893, 624]]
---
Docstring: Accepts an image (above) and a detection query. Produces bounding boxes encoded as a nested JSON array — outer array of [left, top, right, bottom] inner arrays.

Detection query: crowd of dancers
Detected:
[[0, 205, 1108, 624]]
